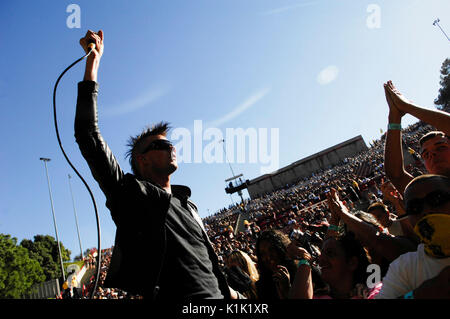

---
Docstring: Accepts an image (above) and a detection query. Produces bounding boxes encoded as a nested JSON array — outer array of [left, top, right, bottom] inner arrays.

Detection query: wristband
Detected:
[[388, 123, 401, 130], [328, 224, 339, 232], [403, 291, 414, 299], [297, 259, 310, 267]]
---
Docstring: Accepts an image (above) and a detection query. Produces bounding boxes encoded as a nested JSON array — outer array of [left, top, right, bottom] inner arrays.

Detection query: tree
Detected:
[[74, 247, 93, 261], [20, 235, 71, 282], [0, 234, 45, 298], [434, 58, 450, 112]]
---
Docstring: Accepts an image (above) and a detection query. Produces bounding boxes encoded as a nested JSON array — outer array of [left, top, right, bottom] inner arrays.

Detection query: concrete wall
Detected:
[[247, 135, 368, 199]]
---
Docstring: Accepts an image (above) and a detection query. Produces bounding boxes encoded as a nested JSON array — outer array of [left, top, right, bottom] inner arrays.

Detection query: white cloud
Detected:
[[104, 85, 170, 116], [260, 1, 319, 16], [317, 65, 339, 85], [206, 88, 271, 128]]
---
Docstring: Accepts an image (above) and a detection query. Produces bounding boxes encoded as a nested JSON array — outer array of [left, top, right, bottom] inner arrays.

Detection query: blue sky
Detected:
[[0, 0, 449, 260]]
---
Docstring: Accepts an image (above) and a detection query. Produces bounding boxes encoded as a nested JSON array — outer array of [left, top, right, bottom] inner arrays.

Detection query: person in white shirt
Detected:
[[376, 174, 450, 299]]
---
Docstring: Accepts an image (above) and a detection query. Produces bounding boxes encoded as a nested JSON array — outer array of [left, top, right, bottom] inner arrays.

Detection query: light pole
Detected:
[[221, 139, 237, 206], [433, 18, 450, 42], [39, 157, 66, 282], [221, 139, 236, 177], [68, 174, 84, 260], [221, 139, 246, 207]]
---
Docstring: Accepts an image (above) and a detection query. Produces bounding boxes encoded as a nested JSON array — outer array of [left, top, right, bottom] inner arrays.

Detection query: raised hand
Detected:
[[272, 265, 291, 299], [80, 29, 104, 58], [326, 188, 347, 220], [287, 243, 312, 261], [380, 181, 402, 201], [384, 80, 413, 114], [80, 29, 104, 81], [384, 81, 405, 120]]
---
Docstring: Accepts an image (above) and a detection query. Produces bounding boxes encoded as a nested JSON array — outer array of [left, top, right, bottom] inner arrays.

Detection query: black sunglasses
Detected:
[[405, 191, 450, 216], [141, 139, 173, 153]]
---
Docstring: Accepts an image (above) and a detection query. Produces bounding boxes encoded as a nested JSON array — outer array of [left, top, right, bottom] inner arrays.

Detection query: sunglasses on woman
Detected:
[[142, 139, 173, 153], [405, 190, 450, 216]]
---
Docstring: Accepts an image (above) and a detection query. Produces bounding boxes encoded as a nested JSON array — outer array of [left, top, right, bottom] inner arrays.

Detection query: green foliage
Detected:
[[0, 234, 45, 299], [20, 235, 71, 282], [74, 247, 95, 262], [434, 58, 450, 111], [73, 254, 83, 262]]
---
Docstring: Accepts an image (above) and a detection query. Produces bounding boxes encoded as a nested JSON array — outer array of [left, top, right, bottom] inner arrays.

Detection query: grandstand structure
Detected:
[[246, 135, 368, 199]]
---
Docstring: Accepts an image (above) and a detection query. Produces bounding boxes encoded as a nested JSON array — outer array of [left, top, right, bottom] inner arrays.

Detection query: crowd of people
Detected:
[[77, 115, 448, 300], [77, 248, 142, 299], [200, 114, 448, 300]]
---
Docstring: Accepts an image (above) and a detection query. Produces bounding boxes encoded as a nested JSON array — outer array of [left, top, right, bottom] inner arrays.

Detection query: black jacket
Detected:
[[74, 81, 230, 299]]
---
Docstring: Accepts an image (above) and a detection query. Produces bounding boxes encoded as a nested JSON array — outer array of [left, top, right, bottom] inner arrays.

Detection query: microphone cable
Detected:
[[52, 45, 101, 299]]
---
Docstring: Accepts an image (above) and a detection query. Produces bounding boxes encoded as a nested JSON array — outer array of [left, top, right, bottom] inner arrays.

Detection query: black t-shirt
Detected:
[[156, 195, 224, 300]]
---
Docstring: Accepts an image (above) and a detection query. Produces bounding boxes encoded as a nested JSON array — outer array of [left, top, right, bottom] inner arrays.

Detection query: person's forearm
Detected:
[[402, 103, 450, 136], [384, 112, 413, 194], [289, 265, 313, 299], [340, 208, 416, 261], [338, 210, 378, 246], [325, 215, 340, 239], [84, 57, 100, 82], [74, 81, 125, 202]]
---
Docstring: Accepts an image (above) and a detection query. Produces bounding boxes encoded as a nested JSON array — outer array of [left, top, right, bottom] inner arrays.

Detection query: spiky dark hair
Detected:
[[125, 121, 171, 176]]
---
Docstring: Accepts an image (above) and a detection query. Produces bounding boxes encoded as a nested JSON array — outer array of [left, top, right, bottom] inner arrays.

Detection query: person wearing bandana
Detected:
[[375, 174, 450, 299]]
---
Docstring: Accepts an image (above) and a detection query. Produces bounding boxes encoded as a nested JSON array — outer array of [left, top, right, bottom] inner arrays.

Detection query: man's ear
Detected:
[[135, 154, 146, 172]]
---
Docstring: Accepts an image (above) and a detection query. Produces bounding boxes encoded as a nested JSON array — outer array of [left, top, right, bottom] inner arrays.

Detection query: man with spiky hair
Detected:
[[75, 30, 236, 300]]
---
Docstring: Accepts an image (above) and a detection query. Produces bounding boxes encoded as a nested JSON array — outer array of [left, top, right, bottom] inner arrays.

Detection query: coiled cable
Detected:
[[52, 48, 101, 299]]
